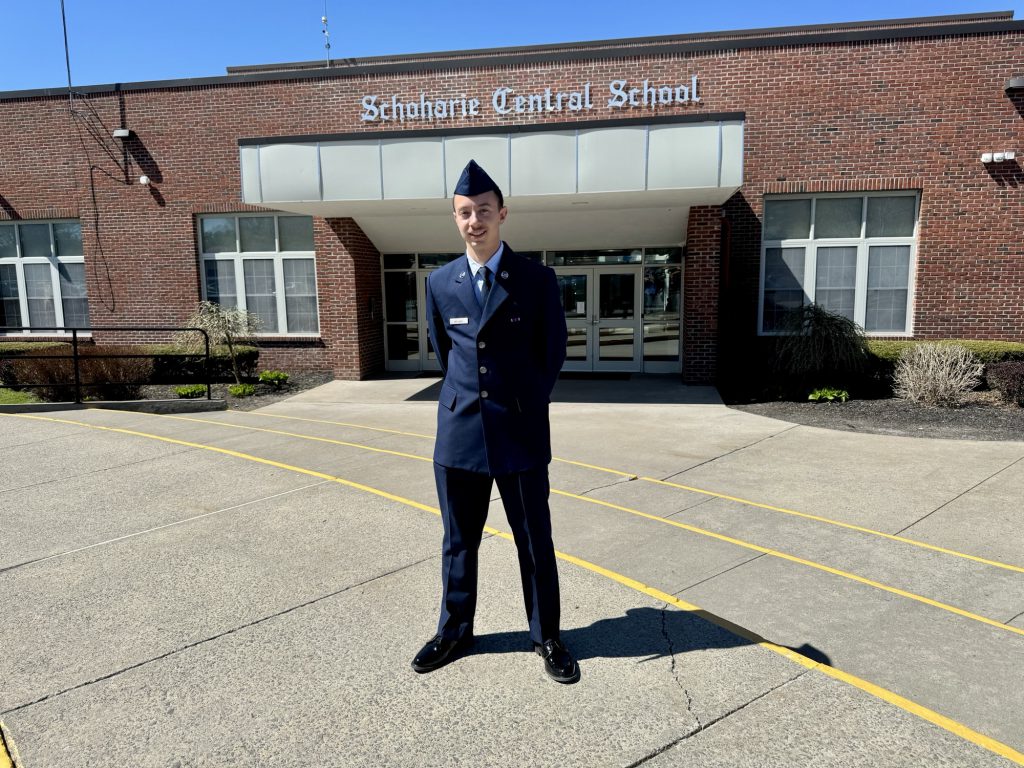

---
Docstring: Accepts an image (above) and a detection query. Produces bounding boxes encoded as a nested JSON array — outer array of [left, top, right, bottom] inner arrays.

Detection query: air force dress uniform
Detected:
[[415, 160, 576, 682]]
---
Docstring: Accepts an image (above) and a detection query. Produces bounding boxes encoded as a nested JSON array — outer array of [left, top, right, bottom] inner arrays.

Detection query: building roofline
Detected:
[[0, 12, 1020, 101]]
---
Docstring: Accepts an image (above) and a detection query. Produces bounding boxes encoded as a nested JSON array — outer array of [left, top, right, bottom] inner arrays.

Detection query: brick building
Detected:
[[1, 11, 1021, 383]]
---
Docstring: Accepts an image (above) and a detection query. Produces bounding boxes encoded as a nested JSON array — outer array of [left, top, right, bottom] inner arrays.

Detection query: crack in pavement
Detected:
[[0, 481, 331, 576], [660, 603, 702, 734], [894, 453, 1024, 536], [571, 476, 637, 497], [677, 553, 767, 594], [659, 424, 800, 482], [0, 446, 196, 496], [0, 552, 439, 717], [624, 668, 813, 767], [1007, 608, 1024, 626]]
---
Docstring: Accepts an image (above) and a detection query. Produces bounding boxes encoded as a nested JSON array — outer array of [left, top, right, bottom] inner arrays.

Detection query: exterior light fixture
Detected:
[[981, 153, 994, 163], [1005, 76, 1024, 94], [113, 128, 131, 139], [980, 151, 1017, 164], [139, 175, 151, 186]]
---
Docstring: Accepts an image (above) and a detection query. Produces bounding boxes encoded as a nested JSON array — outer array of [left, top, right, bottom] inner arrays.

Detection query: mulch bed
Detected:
[[141, 371, 335, 412], [730, 391, 1024, 441]]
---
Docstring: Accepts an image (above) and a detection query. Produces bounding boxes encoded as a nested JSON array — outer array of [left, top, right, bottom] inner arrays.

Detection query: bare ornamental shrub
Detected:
[[893, 343, 983, 407], [175, 302, 260, 384]]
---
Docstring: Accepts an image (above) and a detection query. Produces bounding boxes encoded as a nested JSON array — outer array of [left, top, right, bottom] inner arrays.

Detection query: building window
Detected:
[[198, 214, 319, 335], [759, 193, 918, 335], [0, 220, 90, 333]]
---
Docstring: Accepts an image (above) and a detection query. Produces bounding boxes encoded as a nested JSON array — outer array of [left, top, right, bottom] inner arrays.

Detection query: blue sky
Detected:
[[2, 1, 1021, 92]]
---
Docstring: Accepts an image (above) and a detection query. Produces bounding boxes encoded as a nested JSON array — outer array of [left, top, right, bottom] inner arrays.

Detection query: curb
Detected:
[[0, 399, 227, 415]]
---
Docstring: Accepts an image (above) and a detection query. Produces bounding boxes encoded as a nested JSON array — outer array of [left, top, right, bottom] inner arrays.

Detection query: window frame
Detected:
[[757, 192, 919, 337], [197, 213, 320, 337], [0, 218, 88, 335]]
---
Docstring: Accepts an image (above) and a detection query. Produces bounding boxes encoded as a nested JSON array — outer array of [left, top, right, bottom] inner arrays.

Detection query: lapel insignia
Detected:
[[458, 271, 467, 279]]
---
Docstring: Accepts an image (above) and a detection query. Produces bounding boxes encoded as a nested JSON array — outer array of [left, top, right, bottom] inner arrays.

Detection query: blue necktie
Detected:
[[479, 266, 492, 305]]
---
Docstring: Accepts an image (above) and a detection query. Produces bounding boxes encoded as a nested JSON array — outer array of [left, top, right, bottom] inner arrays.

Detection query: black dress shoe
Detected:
[[534, 639, 580, 684], [411, 634, 473, 673]]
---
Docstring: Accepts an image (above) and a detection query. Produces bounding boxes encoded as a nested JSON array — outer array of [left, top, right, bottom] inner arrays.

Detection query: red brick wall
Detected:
[[683, 207, 721, 383], [1, 20, 1021, 384]]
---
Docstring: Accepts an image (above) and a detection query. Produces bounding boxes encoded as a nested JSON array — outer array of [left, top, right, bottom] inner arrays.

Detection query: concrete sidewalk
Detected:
[[1, 376, 1022, 767]]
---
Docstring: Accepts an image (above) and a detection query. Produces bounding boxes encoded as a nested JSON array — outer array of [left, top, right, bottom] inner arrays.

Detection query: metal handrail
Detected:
[[0, 326, 212, 403]]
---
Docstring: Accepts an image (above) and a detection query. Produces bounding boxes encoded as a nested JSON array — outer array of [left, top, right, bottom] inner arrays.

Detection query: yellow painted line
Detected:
[[145, 413, 433, 464], [3, 412, 1022, 766], [643, 477, 1024, 575], [0, 721, 16, 768], [233, 409, 1024, 574], [96, 410, 1024, 638], [551, 488, 1024, 639], [234, 410, 637, 477]]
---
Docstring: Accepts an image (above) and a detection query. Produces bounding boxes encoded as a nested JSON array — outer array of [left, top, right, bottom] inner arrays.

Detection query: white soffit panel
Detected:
[[720, 121, 745, 187], [381, 138, 444, 199], [647, 123, 719, 190], [239, 146, 262, 203], [321, 141, 382, 200], [444, 136, 509, 196], [510, 131, 576, 196], [578, 127, 646, 193], [258, 143, 319, 202]]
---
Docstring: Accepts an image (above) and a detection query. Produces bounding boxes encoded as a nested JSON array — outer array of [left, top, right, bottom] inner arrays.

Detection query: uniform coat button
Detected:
[[479, 366, 488, 374], [478, 341, 487, 349], [481, 390, 489, 398]]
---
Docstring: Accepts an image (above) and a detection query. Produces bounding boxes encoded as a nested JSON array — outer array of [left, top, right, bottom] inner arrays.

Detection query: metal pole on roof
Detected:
[[322, 1, 332, 68], [60, 0, 74, 114]]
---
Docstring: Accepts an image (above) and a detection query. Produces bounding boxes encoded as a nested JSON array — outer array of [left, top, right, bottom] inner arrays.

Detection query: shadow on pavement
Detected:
[[470, 606, 830, 665]]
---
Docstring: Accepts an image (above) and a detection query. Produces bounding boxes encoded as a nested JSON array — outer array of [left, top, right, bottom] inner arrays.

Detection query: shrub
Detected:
[[228, 383, 256, 398], [175, 302, 261, 384], [175, 384, 208, 399], [808, 387, 849, 403], [258, 370, 289, 389], [1, 346, 153, 402], [986, 361, 1024, 406], [893, 343, 983, 407], [773, 304, 870, 399], [147, 344, 259, 383], [867, 339, 1024, 395]]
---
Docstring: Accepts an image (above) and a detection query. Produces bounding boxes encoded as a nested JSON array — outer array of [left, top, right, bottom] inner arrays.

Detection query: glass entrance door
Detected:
[[556, 267, 642, 372]]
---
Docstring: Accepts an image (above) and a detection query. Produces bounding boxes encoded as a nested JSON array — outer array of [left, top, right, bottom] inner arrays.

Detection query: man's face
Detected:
[[452, 191, 507, 252]]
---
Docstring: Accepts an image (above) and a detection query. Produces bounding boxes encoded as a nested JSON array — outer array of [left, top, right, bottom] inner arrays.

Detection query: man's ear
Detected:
[[498, 207, 509, 223]]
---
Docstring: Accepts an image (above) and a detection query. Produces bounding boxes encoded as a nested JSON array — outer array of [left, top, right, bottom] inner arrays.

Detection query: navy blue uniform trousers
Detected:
[[434, 462, 560, 645]]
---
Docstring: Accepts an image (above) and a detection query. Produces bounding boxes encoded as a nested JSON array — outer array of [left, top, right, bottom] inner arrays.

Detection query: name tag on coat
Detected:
[[449, 317, 469, 325]]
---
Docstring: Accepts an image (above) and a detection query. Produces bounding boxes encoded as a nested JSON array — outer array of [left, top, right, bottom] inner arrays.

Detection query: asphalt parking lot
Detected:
[[2, 376, 1023, 767]]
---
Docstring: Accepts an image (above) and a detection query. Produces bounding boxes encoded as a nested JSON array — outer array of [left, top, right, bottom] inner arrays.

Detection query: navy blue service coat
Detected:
[[425, 245, 567, 475]]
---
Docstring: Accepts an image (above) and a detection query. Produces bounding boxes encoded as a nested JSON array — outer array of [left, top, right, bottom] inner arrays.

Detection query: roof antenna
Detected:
[[60, 0, 74, 114], [322, 1, 332, 68]]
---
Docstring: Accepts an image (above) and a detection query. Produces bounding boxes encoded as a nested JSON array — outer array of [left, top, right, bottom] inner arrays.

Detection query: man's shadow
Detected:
[[470, 606, 830, 666]]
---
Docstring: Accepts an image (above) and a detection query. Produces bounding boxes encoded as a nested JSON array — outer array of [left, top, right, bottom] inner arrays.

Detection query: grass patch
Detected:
[[0, 388, 40, 404]]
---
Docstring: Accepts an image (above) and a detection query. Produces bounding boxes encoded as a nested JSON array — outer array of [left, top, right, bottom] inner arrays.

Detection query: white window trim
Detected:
[[197, 213, 321, 337], [758, 192, 919, 337], [0, 219, 87, 336]]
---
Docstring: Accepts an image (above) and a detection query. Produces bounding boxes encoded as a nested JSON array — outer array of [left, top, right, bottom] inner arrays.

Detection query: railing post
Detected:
[[203, 330, 211, 400], [72, 328, 82, 403]]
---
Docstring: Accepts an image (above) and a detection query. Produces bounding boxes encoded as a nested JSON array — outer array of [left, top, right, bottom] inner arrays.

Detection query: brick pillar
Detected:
[[683, 206, 721, 384], [314, 217, 384, 379]]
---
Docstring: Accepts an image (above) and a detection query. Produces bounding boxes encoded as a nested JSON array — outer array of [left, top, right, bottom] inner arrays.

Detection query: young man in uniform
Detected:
[[411, 159, 578, 683]]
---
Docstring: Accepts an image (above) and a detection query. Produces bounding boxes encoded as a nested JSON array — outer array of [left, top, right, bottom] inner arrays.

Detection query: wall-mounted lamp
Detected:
[[139, 175, 151, 186], [981, 151, 1016, 164], [1005, 76, 1024, 94], [113, 128, 132, 139]]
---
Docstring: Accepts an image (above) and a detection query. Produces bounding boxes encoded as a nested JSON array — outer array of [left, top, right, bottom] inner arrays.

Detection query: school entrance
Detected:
[[381, 248, 682, 374]]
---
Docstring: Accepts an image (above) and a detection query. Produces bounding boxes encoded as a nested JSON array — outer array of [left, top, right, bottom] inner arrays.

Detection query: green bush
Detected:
[[258, 370, 289, 389], [986, 361, 1024, 406], [175, 384, 208, 399], [808, 387, 849, 403], [1, 346, 153, 402], [228, 383, 257, 398], [0, 341, 70, 356]]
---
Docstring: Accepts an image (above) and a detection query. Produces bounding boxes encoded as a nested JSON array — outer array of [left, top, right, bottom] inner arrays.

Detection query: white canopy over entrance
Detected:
[[239, 120, 743, 252]]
